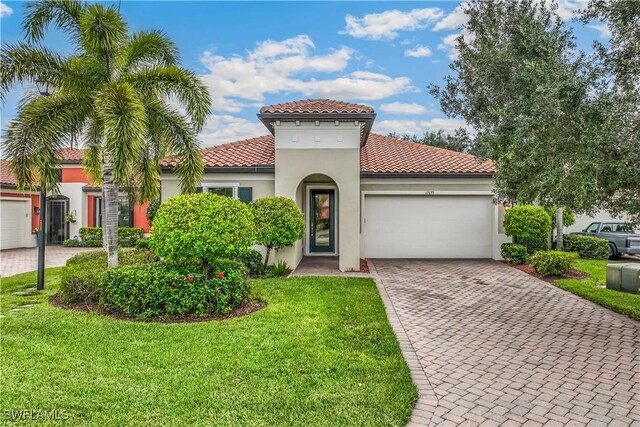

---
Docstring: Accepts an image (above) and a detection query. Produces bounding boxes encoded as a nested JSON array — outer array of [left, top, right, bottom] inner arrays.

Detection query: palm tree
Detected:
[[1, 0, 211, 268]]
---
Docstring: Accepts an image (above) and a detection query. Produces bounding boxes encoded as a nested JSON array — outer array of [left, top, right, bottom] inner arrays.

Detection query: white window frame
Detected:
[[201, 183, 240, 199]]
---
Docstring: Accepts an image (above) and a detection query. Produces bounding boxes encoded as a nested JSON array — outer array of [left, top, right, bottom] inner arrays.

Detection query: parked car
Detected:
[[574, 221, 640, 259]]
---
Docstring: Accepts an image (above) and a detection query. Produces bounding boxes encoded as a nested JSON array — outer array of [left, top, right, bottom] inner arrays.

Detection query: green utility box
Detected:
[[620, 264, 640, 294], [606, 264, 626, 291]]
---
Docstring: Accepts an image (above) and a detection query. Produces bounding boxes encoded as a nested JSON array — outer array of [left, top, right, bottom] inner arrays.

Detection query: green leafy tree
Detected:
[[150, 193, 256, 277], [389, 128, 478, 154], [430, 0, 602, 249], [250, 197, 304, 267], [1, 1, 211, 268]]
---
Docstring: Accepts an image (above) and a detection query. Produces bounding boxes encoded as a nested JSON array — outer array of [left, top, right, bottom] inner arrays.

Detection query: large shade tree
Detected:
[[1, 0, 211, 267], [430, 0, 601, 249]]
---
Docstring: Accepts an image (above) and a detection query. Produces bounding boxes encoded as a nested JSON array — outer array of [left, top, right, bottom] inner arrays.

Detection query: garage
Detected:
[[362, 194, 494, 258], [0, 198, 29, 250]]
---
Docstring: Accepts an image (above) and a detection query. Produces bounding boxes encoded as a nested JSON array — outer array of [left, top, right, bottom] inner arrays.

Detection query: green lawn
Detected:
[[555, 259, 640, 321], [0, 270, 416, 426]]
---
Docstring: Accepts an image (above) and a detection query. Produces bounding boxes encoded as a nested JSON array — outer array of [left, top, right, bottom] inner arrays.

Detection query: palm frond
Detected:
[[95, 81, 147, 186], [124, 65, 211, 131], [119, 30, 180, 73], [82, 117, 103, 185], [78, 3, 127, 66], [23, 0, 85, 43], [0, 43, 65, 101]]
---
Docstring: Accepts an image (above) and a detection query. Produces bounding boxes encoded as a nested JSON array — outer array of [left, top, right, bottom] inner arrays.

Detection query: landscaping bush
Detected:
[[270, 260, 289, 277], [530, 251, 578, 276], [503, 206, 552, 254], [146, 198, 161, 225], [135, 237, 151, 249], [563, 234, 610, 260], [238, 249, 268, 278], [500, 243, 530, 265], [62, 239, 83, 247], [250, 197, 304, 266], [150, 193, 255, 276], [59, 249, 157, 304], [100, 262, 249, 318], [78, 227, 144, 247], [210, 258, 248, 278]]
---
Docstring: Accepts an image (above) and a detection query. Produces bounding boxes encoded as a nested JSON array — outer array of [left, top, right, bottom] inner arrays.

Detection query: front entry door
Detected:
[[310, 189, 335, 253], [48, 199, 68, 244]]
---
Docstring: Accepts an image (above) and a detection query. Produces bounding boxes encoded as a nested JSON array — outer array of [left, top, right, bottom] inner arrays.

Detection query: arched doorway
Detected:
[[294, 174, 338, 257]]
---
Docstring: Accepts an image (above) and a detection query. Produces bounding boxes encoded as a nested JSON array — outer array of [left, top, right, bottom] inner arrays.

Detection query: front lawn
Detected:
[[0, 270, 416, 426], [555, 259, 640, 321]]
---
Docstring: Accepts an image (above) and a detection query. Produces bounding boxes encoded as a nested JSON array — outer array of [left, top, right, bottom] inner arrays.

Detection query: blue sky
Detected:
[[0, 1, 609, 148]]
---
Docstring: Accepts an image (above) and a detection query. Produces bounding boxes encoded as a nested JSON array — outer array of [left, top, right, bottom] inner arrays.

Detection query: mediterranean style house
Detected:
[[159, 99, 510, 271]]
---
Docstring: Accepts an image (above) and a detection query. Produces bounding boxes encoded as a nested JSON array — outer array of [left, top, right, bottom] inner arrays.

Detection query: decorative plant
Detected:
[[150, 193, 256, 277], [250, 197, 304, 267], [503, 205, 553, 254], [65, 212, 76, 223], [32, 227, 40, 235]]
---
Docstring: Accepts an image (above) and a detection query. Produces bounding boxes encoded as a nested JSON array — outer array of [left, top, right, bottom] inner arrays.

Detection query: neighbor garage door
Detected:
[[362, 195, 493, 258], [0, 199, 28, 250]]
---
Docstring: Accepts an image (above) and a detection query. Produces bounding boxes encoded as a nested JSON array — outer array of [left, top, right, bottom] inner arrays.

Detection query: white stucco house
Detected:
[[160, 99, 510, 271]]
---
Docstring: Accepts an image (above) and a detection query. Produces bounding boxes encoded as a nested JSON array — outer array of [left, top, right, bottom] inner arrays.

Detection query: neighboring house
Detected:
[[0, 153, 150, 250], [160, 99, 510, 271]]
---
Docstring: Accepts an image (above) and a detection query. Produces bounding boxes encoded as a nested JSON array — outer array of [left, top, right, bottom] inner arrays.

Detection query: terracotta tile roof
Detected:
[[0, 160, 17, 185], [360, 133, 495, 175], [160, 135, 275, 169], [260, 99, 374, 115], [169, 132, 493, 175], [56, 148, 84, 163]]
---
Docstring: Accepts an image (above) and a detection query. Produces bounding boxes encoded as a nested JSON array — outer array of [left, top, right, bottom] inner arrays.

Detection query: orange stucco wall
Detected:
[[134, 201, 150, 232], [87, 195, 95, 227], [61, 167, 90, 183]]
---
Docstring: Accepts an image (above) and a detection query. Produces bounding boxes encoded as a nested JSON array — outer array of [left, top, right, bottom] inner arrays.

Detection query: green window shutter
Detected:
[[195, 187, 203, 193], [238, 187, 253, 204]]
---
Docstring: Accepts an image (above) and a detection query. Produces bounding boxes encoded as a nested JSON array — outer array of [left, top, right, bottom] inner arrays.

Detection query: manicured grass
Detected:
[[0, 270, 416, 426], [555, 259, 640, 321]]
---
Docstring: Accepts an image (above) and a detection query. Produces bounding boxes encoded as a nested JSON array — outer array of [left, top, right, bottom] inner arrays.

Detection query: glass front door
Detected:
[[48, 200, 67, 244], [310, 189, 335, 253]]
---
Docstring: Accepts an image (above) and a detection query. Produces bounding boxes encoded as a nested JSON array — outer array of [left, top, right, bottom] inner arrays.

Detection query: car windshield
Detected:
[[601, 223, 635, 233]]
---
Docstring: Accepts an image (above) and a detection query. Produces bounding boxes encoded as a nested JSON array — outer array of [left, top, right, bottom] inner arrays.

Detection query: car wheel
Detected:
[[609, 243, 622, 260]]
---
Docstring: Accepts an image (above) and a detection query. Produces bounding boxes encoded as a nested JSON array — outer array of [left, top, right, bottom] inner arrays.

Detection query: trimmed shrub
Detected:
[[211, 258, 248, 278], [62, 239, 83, 247], [530, 251, 578, 276], [100, 262, 249, 318], [146, 198, 161, 225], [78, 227, 144, 247], [135, 237, 151, 249], [250, 197, 304, 266], [150, 193, 255, 276], [59, 249, 157, 304], [503, 206, 552, 254], [238, 249, 267, 278], [564, 234, 609, 260], [500, 243, 530, 265]]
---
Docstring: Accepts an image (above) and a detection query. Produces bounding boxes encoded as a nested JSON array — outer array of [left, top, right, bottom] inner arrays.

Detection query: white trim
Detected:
[[0, 196, 31, 202], [305, 184, 339, 256], [201, 183, 239, 198]]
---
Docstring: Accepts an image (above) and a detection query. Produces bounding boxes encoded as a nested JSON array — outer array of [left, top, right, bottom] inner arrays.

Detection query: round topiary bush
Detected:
[[250, 197, 304, 266], [503, 205, 552, 254], [150, 193, 256, 276]]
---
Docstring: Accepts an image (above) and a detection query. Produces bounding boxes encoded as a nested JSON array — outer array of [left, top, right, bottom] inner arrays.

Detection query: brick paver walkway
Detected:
[[371, 259, 640, 426], [0, 246, 94, 277]]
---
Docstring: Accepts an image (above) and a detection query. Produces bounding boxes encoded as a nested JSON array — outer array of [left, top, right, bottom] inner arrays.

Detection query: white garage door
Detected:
[[0, 199, 28, 250], [362, 195, 493, 258]]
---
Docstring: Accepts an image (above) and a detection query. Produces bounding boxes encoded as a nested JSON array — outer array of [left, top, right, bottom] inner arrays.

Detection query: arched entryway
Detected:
[[295, 173, 338, 257]]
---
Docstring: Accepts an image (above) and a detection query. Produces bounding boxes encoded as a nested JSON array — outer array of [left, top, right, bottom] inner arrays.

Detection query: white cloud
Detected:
[[588, 23, 612, 39], [0, 2, 13, 18], [373, 117, 473, 136], [341, 8, 444, 40], [379, 102, 429, 115], [199, 114, 267, 147], [433, 5, 469, 31], [438, 33, 463, 60], [199, 35, 416, 113], [404, 45, 432, 58]]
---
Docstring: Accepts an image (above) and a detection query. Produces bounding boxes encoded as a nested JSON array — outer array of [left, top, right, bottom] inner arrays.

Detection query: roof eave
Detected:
[[160, 165, 275, 174], [360, 172, 495, 179]]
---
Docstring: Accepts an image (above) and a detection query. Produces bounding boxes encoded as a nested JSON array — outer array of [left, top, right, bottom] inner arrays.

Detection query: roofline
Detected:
[[160, 165, 275, 174], [58, 160, 82, 164], [0, 183, 39, 192], [257, 112, 376, 147], [360, 172, 495, 179]]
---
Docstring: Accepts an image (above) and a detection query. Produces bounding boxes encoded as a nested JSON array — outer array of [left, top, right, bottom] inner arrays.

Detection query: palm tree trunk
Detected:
[[556, 203, 564, 251], [102, 152, 119, 268]]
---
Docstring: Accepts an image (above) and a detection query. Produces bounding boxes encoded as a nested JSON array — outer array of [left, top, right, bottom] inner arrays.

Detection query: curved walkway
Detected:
[[371, 259, 640, 426]]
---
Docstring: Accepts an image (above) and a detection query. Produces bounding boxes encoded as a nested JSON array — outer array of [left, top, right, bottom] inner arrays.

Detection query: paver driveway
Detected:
[[371, 259, 640, 426]]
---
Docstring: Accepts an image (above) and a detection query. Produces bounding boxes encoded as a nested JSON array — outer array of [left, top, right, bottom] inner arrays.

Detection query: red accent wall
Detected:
[[0, 191, 39, 230], [61, 167, 90, 183], [133, 201, 150, 232], [87, 195, 95, 227]]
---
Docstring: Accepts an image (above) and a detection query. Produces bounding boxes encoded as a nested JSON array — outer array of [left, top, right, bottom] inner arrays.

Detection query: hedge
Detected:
[[503, 206, 552, 254], [563, 234, 610, 260], [500, 243, 530, 265], [530, 251, 578, 276], [78, 227, 144, 247]]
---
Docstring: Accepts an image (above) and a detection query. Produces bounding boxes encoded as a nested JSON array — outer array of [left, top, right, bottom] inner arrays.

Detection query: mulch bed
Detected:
[[51, 297, 266, 323], [360, 259, 370, 273], [503, 261, 588, 284]]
